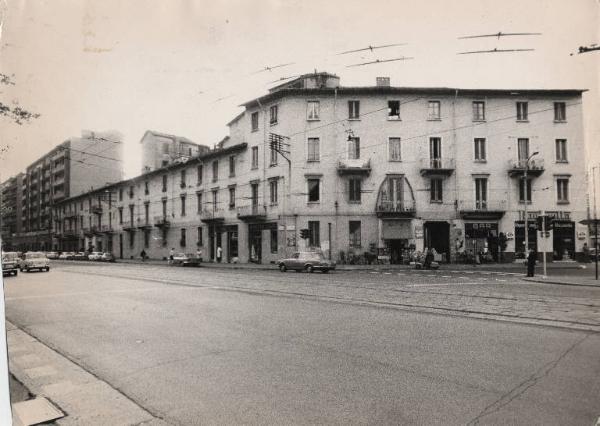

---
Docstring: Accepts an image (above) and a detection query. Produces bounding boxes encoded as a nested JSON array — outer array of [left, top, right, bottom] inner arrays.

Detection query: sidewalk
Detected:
[[523, 275, 600, 287]]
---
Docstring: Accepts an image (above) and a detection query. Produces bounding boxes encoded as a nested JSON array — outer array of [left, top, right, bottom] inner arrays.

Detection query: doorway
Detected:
[[424, 221, 450, 262], [249, 224, 262, 263], [119, 234, 123, 259], [553, 221, 575, 260], [386, 239, 406, 264]]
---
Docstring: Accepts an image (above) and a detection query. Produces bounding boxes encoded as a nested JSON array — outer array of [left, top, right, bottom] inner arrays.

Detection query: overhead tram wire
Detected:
[[337, 43, 407, 55], [346, 57, 414, 67], [458, 31, 542, 40], [457, 48, 535, 55]]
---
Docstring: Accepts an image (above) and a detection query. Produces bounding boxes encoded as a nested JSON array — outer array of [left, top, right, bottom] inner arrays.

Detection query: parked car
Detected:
[[73, 252, 87, 261], [100, 252, 116, 262], [46, 252, 59, 260], [2, 252, 19, 276], [88, 251, 103, 261], [277, 251, 335, 273], [21, 252, 50, 272], [171, 253, 201, 267]]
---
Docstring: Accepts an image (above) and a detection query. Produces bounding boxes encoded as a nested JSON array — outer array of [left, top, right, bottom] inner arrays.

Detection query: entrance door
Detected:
[[424, 222, 450, 262], [553, 221, 575, 260], [119, 234, 123, 259], [249, 224, 262, 263], [386, 239, 405, 264], [227, 229, 238, 262]]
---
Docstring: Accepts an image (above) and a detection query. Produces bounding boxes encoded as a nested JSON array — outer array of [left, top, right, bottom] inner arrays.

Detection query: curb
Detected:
[[521, 277, 600, 288]]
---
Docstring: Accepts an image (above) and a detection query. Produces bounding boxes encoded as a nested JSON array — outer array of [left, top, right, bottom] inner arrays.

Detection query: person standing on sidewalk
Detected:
[[140, 249, 147, 262], [169, 248, 175, 265], [216, 246, 222, 263], [526, 249, 536, 277]]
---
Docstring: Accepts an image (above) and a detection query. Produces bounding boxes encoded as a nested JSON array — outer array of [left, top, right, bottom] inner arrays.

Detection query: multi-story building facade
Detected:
[[12, 130, 124, 251], [140, 130, 210, 173], [53, 73, 588, 263], [0, 173, 24, 250]]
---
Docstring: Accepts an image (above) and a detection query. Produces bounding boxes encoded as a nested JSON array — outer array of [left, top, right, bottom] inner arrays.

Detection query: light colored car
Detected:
[[100, 252, 116, 262], [73, 252, 87, 261], [88, 251, 103, 261], [2, 252, 19, 276], [277, 251, 335, 273], [21, 252, 50, 272], [46, 252, 59, 260]]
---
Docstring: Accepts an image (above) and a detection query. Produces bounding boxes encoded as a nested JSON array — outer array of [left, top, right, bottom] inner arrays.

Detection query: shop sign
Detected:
[[505, 232, 514, 239], [577, 231, 586, 239], [546, 211, 571, 220], [465, 222, 498, 238]]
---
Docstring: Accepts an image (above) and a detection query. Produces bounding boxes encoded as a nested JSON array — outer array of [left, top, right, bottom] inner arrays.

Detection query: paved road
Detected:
[[5, 263, 600, 425]]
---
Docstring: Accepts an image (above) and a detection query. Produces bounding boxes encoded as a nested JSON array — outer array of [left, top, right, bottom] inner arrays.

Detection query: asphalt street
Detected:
[[4, 262, 600, 425]]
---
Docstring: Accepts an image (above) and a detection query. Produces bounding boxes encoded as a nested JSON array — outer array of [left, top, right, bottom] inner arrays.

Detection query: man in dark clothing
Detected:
[[424, 248, 434, 269], [526, 249, 536, 277]]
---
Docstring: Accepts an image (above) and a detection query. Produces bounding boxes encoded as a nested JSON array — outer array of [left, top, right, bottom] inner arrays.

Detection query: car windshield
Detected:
[[301, 252, 324, 261], [2, 252, 18, 261]]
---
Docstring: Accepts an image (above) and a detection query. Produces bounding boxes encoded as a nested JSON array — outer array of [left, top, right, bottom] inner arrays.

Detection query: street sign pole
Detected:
[[542, 212, 547, 278]]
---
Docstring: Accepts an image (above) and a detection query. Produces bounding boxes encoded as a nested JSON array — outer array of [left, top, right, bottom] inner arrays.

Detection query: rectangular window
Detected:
[[144, 203, 149, 224], [163, 143, 169, 154], [269, 179, 278, 204], [144, 181, 149, 195], [270, 142, 278, 166], [430, 179, 443, 203], [308, 221, 320, 247], [474, 138, 486, 161], [180, 228, 186, 247], [557, 178, 569, 203], [129, 205, 134, 226], [516, 102, 528, 121], [212, 161, 218, 182], [473, 101, 485, 121], [388, 137, 401, 161], [348, 100, 360, 119], [229, 155, 236, 177], [197, 165, 203, 185], [428, 101, 441, 120], [162, 175, 167, 192], [555, 139, 567, 162], [554, 102, 566, 121], [475, 178, 488, 209], [180, 169, 186, 188], [129, 231, 134, 248], [269, 105, 278, 125], [129, 186, 134, 199], [519, 178, 532, 202], [270, 229, 278, 254], [196, 193, 202, 213], [307, 178, 320, 203], [349, 221, 361, 248], [349, 178, 361, 203], [229, 187, 235, 209], [388, 100, 400, 120], [144, 230, 150, 248], [307, 101, 320, 120], [181, 195, 186, 216], [118, 207, 123, 224], [251, 111, 259, 132], [197, 226, 203, 246], [251, 147, 259, 169], [517, 138, 529, 162], [212, 190, 218, 210], [162, 199, 167, 218], [307, 137, 320, 162], [347, 137, 360, 160], [429, 137, 442, 166]]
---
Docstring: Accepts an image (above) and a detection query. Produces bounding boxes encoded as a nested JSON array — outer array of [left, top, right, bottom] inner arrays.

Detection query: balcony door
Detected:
[[517, 138, 529, 163], [386, 176, 404, 210], [251, 183, 259, 207], [429, 137, 442, 168], [475, 178, 487, 210]]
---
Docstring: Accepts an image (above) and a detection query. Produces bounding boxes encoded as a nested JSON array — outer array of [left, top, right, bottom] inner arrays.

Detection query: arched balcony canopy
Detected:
[[375, 175, 416, 218]]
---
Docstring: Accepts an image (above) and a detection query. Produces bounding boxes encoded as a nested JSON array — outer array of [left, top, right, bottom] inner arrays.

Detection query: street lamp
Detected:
[[524, 151, 539, 255]]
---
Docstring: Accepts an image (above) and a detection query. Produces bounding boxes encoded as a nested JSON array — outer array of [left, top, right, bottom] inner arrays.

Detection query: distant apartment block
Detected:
[[140, 130, 210, 173]]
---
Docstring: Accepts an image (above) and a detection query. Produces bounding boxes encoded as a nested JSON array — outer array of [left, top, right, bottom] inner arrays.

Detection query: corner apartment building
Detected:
[[0, 173, 24, 250], [53, 73, 588, 263], [140, 130, 210, 173], [13, 130, 124, 251]]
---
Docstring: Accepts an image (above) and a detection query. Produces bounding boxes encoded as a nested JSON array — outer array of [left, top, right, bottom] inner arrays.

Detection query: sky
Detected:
[[0, 0, 598, 189]]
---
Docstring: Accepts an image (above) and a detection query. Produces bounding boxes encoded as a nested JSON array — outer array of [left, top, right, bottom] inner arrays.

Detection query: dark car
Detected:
[[2, 252, 19, 276], [277, 251, 335, 273]]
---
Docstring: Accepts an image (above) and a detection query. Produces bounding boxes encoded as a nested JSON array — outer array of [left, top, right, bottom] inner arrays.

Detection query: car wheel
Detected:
[[13, 270, 18, 276], [279, 264, 287, 272], [305, 265, 314, 273], [46, 267, 50, 272]]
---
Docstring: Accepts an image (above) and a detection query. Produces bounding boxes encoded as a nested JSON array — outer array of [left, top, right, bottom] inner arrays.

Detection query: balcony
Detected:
[[376, 200, 416, 218], [237, 204, 267, 221], [100, 225, 114, 233], [137, 220, 152, 229], [419, 158, 455, 177], [153, 215, 170, 228], [458, 200, 506, 220], [122, 222, 137, 232], [82, 227, 93, 236], [91, 205, 103, 214], [63, 229, 79, 238], [91, 225, 102, 235], [337, 158, 371, 176], [507, 158, 545, 178], [200, 208, 225, 222]]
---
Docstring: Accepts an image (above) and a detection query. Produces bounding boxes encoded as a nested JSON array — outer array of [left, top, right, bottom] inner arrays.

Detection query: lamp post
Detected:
[[523, 151, 539, 255]]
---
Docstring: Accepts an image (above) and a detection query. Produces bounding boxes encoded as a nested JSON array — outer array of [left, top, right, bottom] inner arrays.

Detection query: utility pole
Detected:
[[523, 152, 539, 256], [594, 166, 598, 280]]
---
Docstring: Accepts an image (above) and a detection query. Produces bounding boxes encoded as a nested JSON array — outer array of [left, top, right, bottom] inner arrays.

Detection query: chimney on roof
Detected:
[[376, 77, 390, 87]]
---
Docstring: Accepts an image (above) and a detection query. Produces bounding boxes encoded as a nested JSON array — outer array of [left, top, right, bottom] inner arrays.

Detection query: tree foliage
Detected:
[[0, 73, 40, 125]]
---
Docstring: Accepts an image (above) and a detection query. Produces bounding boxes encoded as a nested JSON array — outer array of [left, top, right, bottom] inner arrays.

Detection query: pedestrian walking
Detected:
[[583, 242, 590, 263], [216, 246, 222, 263], [424, 248, 433, 269], [140, 249, 147, 262], [526, 249, 536, 277], [169, 248, 175, 265]]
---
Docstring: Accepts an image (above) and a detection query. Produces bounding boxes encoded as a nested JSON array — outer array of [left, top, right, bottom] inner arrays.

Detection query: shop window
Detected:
[[349, 221, 361, 248]]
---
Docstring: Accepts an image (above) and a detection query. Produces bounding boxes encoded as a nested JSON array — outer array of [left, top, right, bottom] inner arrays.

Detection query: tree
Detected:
[[0, 73, 40, 125]]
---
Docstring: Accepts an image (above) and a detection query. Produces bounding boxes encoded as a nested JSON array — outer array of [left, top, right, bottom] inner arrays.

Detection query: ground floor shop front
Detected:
[[53, 210, 588, 264]]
